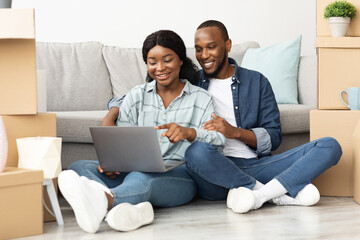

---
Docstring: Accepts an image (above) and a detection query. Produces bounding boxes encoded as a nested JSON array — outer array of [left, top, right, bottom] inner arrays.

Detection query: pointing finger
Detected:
[[155, 124, 172, 130]]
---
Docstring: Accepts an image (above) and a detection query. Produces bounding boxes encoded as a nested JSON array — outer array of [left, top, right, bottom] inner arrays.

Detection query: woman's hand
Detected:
[[97, 165, 120, 179], [155, 123, 196, 144]]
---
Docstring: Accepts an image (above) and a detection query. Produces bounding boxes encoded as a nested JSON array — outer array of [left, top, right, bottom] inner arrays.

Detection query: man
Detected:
[[104, 20, 342, 214]]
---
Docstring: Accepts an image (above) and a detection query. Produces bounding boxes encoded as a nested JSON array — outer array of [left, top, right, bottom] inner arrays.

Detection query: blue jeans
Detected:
[[185, 137, 342, 200], [68, 161, 196, 208]]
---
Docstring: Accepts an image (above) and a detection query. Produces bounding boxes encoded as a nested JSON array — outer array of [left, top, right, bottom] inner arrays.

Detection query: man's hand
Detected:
[[97, 165, 120, 179], [203, 113, 257, 148], [155, 123, 196, 144], [101, 107, 119, 126], [203, 113, 237, 138]]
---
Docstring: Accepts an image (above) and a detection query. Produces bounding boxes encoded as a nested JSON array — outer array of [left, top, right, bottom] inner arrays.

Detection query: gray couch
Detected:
[[36, 41, 316, 169]]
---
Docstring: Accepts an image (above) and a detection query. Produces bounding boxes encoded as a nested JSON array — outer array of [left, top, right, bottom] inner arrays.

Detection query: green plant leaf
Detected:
[[324, 1, 357, 19]]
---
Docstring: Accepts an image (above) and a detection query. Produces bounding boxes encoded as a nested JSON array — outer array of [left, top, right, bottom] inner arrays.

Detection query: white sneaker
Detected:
[[226, 189, 234, 209], [272, 184, 320, 206], [58, 170, 111, 233], [226, 187, 255, 214], [106, 202, 154, 231]]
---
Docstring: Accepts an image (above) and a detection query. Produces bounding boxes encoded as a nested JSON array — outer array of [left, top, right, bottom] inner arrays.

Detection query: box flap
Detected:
[[1, 113, 57, 167], [0, 167, 43, 187], [0, 9, 35, 39], [316, 37, 360, 48]]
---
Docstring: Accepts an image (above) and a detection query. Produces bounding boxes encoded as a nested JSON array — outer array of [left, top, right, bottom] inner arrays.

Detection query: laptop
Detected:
[[90, 126, 185, 172]]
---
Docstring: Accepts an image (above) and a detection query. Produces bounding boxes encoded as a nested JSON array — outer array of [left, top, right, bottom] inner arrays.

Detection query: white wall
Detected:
[[13, 0, 316, 56]]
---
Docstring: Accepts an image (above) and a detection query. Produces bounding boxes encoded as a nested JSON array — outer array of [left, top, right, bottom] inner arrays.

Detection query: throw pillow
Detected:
[[240, 35, 302, 104]]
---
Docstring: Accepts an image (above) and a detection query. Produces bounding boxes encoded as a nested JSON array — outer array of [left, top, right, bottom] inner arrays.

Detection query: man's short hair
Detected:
[[197, 20, 229, 41]]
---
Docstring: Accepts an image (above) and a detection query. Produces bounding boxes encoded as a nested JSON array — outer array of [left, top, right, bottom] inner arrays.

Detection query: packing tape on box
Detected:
[[17, 137, 62, 179]]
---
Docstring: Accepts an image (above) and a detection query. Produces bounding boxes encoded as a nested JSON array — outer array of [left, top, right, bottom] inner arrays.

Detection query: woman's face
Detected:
[[147, 45, 183, 89]]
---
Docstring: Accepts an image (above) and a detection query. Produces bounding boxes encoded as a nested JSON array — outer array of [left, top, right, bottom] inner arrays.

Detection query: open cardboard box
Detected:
[[0, 9, 37, 115], [316, 44, 360, 110], [1, 113, 58, 222], [1, 113, 57, 167]]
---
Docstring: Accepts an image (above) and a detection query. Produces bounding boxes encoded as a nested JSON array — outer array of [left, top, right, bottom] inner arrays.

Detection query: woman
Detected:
[[58, 30, 225, 234]]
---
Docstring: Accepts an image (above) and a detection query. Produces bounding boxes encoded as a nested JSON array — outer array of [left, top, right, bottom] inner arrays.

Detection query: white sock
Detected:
[[252, 180, 264, 190], [253, 179, 287, 209]]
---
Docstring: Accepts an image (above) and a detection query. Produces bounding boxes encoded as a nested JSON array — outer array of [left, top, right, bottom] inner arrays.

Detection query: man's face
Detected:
[[194, 26, 230, 79]]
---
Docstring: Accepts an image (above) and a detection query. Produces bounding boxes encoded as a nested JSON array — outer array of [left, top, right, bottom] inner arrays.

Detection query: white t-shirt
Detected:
[[207, 77, 257, 159]]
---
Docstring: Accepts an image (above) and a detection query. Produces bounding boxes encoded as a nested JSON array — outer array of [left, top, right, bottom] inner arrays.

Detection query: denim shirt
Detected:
[[108, 58, 281, 156], [197, 58, 281, 156]]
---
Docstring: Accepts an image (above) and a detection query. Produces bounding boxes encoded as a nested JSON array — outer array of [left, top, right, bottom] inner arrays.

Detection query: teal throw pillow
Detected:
[[240, 35, 302, 104]]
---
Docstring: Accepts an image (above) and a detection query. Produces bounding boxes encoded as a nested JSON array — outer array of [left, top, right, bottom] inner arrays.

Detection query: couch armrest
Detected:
[[297, 55, 316, 108]]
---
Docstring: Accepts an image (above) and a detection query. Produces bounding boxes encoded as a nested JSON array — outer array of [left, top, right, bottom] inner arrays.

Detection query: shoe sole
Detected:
[[228, 187, 255, 214], [106, 202, 154, 231], [58, 170, 105, 233]]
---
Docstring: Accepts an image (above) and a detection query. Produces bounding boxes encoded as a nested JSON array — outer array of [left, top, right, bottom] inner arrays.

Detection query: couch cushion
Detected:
[[54, 106, 310, 143], [278, 104, 311, 134], [103, 47, 147, 98], [36, 42, 112, 111], [298, 55, 316, 108], [51, 111, 108, 143]]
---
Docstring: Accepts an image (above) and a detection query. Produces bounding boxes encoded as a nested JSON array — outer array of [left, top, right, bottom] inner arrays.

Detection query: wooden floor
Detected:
[[18, 196, 360, 240]]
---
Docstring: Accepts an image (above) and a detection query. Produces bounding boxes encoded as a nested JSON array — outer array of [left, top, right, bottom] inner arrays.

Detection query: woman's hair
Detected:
[[142, 30, 199, 85]]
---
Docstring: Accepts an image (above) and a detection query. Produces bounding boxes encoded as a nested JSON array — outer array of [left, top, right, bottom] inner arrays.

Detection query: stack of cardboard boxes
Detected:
[[311, 0, 360, 199], [0, 9, 57, 239]]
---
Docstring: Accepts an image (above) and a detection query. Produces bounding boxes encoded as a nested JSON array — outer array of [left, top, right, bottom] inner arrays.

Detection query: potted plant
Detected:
[[324, 1, 357, 37]]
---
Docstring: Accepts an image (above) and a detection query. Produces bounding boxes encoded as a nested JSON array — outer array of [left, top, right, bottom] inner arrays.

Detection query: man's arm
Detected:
[[253, 75, 282, 154], [203, 113, 257, 148]]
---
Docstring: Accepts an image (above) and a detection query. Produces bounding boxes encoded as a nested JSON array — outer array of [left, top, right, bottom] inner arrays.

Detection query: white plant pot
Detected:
[[0, 117, 8, 172], [328, 17, 350, 37]]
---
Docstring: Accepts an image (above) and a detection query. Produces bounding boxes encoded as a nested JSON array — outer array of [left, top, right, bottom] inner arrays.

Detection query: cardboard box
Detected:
[[1, 113, 58, 222], [317, 46, 360, 109], [0, 167, 43, 239], [1, 113, 56, 167], [310, 109, 360, 196], [317, 0, 360, 37], [0, 9, 37, 115], [353, 119, 360, 203]]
